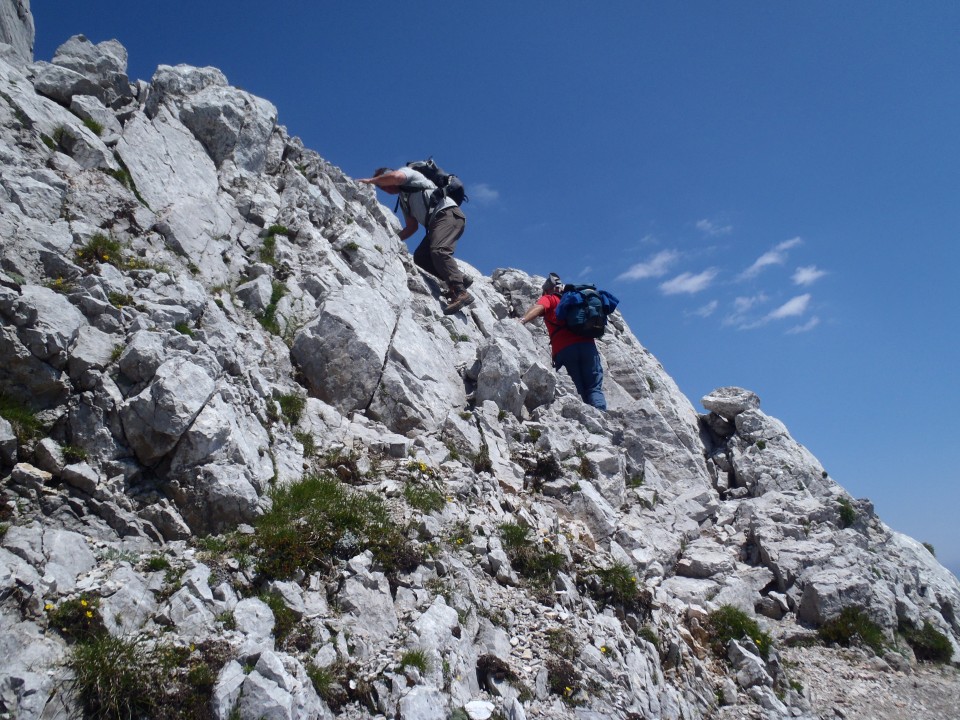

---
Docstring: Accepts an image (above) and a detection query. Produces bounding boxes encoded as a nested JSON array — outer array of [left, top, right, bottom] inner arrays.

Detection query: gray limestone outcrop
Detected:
[[0, 0, 32, 67], [0, 16, 957, 720]]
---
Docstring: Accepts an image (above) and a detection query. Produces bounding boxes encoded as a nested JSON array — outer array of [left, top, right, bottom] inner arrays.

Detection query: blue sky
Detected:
[[34, 2, 960, 575]]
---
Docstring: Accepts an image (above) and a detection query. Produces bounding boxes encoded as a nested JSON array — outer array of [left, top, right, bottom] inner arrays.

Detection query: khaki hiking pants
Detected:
[[413, 206, 466, 290]]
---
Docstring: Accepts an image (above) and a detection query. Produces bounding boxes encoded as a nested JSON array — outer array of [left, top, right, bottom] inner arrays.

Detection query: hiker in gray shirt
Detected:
[[359, 167, 473, 315]]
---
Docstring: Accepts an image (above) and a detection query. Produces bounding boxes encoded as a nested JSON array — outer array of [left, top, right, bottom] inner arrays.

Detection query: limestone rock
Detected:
[[701, 386, 761, 419], [0, 0, 33, 66], [120, 357, 216, 465]]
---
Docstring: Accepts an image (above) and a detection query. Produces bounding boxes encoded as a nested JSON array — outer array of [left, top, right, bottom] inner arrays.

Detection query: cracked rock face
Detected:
[[0, 17, 958, 720], [0, 0, 33, 67]]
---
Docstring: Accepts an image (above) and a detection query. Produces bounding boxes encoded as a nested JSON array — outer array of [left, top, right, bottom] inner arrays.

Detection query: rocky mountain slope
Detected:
[[1, 9, 958, 720]]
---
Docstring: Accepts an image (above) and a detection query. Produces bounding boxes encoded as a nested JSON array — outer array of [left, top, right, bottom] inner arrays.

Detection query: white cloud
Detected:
[[617, 250, 679, 281], [767, 293, 812, 320], [723, 293, 768, 327], [792, 265, 827, 286], [740, 236, 803, 279], [696, 219, 733, 236], [690, 300, 719, 318], [578, 265, 593, 279], [660, 268, 718, 295], [470, 183, 500, 204], [734, 293, 768, 313], [787, 316, 821, 334]]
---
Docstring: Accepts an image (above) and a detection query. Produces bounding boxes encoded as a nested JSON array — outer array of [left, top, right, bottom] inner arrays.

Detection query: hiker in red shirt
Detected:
[[520, 273, 607, 411]]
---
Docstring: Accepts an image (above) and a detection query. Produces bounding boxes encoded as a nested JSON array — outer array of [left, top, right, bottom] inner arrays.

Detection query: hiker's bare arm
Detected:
[[398, 214, 419, 241], [519, 303, 545, 324], [358, 170, 406, 187]]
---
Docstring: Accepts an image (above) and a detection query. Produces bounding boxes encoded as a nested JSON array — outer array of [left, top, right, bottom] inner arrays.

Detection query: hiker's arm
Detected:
[[358, 170, 407, 188], [398, 213, 419, 241], [519, 303, 545, 324]]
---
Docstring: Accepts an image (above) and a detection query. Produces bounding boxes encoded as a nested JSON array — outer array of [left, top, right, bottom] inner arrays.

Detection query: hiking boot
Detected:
[[443, 290, 475, 315], [443, 276, 474, 298]]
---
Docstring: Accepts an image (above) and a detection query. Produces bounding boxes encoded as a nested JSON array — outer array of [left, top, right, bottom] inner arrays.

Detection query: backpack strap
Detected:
[[396, 183, 443, 225]]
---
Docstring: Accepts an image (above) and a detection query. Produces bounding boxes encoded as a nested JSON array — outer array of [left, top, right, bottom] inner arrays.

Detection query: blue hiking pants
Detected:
[[554, 341, 607, 411]]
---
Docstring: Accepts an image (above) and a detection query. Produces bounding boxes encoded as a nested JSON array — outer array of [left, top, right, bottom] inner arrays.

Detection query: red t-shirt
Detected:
[[538, 294, 593, 356]]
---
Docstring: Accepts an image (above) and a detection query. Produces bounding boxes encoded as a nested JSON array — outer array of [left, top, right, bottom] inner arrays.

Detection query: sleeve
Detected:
[[537, 295, 557, 311], [399, 167, 431, 189]]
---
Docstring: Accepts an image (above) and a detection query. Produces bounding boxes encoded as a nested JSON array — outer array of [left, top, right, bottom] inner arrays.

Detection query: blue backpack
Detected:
[[556, 284, 620, 339]]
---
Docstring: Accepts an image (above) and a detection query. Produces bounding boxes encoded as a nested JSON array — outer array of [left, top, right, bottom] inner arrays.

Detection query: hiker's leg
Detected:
[[555, 344, 590, 400], [581, 343, 607, 411], [428, 208, 466, 289], [557, 343, 606, 411], [413, 236, 439, 277]]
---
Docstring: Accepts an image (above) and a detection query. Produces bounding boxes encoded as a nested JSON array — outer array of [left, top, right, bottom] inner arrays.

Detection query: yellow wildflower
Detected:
[[44, 603, 53, 611], [80, 599, 88, 607], [85, 611, 93, 618]]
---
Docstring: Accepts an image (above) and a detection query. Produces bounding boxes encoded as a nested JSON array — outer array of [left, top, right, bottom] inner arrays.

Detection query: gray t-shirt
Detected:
[[398, 167, 457, 226]]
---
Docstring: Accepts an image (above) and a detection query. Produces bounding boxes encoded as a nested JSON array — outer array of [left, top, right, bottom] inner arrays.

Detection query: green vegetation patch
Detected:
[[277, 392, 306, 425], [75, 233, 122, 268], [818, 606, 885, 655], [69, 636, 228, 720], [545, 628, 578, 657], [403, 482, 446, 514], [256, 280, 287, 336], [836, 497, 857, 528], [398, 648, 430, 674], [586, 562, 649, 616], [259, 225, 291, 267], [306, 660, 375, 713], [0, 393, 44, 443], [900, 620, 953, 663], [83, 117, 104, 136], [499, 522, 567, 590], [45, 596, 106, 643], [545, 657, 582, 705], [254, 474, 420, 581], [260, 590, 298, 644], [707, 605, 773, 659]]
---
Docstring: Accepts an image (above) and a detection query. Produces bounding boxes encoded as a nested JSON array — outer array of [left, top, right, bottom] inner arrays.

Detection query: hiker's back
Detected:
[[557, 284, 619, 339], [398, 168, 457, 226]]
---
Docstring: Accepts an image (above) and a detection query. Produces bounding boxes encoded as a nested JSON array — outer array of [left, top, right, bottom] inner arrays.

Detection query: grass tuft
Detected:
[[398, 648, 430, 673], [836, 497, 857, 528], [900, 620, 953, 663], [818, 606, 885, 655], [0, 393, 44, 444], [254, 474, 420, 581], [499, 522, 566, 590], [707, 605, 773, 659]]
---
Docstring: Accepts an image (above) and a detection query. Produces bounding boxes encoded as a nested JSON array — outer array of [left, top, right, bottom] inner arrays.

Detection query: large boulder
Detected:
[[179, 84, 277, 172], [368, 309, 469, 434], [474, 320, 555, 419], [119, 357, 216, 465], [0, 0, 33, 66], [115, 105, 235, 283], [291, 283, 396, 416], [33, 35, 132, 106], [701, 386, 761, 420], [144, 64, 228, 118]]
